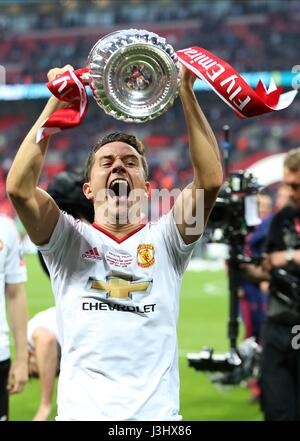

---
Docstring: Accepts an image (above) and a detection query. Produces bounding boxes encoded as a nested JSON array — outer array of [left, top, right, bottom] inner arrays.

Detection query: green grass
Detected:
[[9, 254, 262, 421]]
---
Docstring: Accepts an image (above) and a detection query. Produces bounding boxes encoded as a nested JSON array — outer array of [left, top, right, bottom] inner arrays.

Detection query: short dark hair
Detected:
[[84, 132, 148, 181]]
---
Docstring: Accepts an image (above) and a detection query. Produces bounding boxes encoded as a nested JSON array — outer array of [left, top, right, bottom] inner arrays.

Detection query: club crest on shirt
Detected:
[[0, 240, 3, 252], [137, 244, 155, 268]]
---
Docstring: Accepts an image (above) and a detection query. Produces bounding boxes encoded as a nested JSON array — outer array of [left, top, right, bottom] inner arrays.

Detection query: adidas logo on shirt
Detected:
[[82, 247, 102, 261]]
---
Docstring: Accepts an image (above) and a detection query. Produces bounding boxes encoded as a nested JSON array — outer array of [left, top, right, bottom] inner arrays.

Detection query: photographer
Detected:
[[256, 148, 300, 421]]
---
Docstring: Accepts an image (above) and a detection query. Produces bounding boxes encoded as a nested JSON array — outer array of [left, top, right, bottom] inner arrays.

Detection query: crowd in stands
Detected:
[[1, 0, 300, 217], [1, 0, 299, 84]]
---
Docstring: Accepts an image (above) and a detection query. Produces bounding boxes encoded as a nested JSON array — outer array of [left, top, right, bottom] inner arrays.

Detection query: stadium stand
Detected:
[[0, 0, 299, 216]]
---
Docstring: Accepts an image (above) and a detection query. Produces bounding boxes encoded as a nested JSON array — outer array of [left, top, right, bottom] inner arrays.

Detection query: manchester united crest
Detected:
[[137, 244, 155, 268]]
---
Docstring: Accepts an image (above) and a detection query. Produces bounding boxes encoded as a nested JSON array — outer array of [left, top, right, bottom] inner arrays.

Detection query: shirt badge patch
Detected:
[[105, 251, 133, 268], [137, 244, 155, 268]]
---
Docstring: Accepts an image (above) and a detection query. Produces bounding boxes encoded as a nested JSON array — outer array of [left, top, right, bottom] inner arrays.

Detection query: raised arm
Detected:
[[6, 66, 72, 245], [173, 67, 223, 244]]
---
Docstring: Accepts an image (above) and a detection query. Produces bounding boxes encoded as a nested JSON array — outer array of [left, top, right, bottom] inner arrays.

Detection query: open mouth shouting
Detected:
[[108, 178, 131, 201]]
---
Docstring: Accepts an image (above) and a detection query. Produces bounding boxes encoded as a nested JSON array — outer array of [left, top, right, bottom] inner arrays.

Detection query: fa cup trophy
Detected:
[[87, 29, 181, 122]]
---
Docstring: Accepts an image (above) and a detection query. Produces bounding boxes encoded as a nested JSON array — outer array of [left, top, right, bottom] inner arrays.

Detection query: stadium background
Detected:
[[1, 0, 299, 420]]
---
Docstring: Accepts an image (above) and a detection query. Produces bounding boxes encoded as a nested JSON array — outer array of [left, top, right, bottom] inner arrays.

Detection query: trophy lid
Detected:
[[88, 29, 181, 123]]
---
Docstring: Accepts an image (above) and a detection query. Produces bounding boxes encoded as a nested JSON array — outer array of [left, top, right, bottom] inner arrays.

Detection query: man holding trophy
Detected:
[[6, 29, 222, 420]]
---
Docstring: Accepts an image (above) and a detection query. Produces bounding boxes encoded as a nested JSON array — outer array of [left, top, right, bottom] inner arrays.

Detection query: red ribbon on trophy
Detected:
[[36, 47, 298, 143], [176, 47, 297, 118]]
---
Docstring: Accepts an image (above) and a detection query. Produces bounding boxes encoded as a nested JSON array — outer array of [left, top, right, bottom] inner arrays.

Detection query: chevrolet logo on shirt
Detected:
[[86, 276, 152, 300]]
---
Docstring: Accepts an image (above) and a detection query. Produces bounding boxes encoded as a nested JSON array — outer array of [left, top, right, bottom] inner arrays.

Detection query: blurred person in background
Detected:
[[27, 306, 59, 421], [260, 149, 300, 421], [242, 148, 300, 420], [275, 183, 291, 211], [0, 215, 28, 421], [6, 64, 222, 421], [258, 183, 292, 296], [239, 193, 273, 342], [239, 193, 273, 403]]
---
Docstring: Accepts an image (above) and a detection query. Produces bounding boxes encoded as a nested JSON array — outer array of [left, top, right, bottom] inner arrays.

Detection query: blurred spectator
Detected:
[[275, 183, 292, 211], [27, 307, 59, 421]]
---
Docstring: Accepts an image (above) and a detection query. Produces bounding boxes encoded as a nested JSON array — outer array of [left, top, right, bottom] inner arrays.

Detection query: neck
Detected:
[[93, 203, 146, 237], [93, 217, 144, 238]]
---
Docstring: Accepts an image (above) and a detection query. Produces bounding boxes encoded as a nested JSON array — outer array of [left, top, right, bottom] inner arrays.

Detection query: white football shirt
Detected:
[[27, 306, 59, 351], [0, 215, 27, 362], [39, 210, 200, 421]]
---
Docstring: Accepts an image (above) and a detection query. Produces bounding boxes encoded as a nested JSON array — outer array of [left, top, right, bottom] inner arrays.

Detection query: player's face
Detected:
[[85, 142, 150, 223], [283, 167, 300, 209]]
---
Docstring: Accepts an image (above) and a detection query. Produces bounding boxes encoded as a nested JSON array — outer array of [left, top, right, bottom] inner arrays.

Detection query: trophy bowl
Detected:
[[87, 29, 181, 123]]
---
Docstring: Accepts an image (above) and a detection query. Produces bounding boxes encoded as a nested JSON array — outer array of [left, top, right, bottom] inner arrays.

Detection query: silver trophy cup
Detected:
[[87, 29, 181, 123]]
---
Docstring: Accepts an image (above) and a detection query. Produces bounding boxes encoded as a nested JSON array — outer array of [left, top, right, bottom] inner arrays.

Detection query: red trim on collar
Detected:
[[91, 223, 146, 244]]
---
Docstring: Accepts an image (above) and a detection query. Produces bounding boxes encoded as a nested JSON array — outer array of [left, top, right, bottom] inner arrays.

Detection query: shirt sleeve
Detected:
[[159, 210, 202, 276], [5, 220, 27, 284], [37, 210, 80, 276]]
